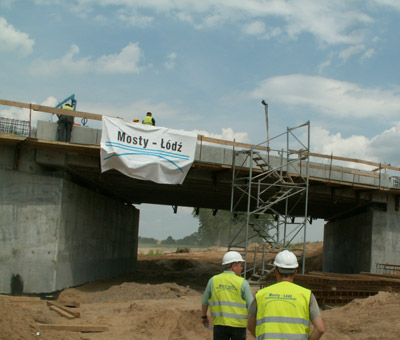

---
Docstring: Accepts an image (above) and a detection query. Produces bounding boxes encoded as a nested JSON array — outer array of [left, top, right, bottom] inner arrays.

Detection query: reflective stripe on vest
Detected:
[[143, 116, 153, 125], [255, 281, 311, 340], [208, 272, 248, 327]]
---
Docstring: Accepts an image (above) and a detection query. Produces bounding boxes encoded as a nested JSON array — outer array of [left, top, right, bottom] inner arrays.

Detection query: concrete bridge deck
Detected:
[[2, 119, 400, 221], [2, 98, 400, 220]]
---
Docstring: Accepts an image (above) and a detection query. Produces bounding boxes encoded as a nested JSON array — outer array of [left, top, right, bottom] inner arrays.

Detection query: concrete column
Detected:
[[0, 145, 139, 294], [370, 195, 400, 270], [323, 197, 400, 273]]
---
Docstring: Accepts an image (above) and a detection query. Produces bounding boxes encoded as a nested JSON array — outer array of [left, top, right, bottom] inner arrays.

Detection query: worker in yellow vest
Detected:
[[201, 251, 253, 340], [142, 111, 155, 126], [248, 250, 325, 340], [57, 103, 74, 142]]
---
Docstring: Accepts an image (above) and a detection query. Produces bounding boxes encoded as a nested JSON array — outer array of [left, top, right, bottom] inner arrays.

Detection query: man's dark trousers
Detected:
[[213, 325, 246, 340]]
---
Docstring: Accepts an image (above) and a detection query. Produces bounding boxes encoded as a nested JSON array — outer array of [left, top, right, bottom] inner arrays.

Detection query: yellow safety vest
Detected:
[[209, 272, 248, 328], [255, 281, 311, 340], [61, 105, 73, 110], [142, 116, 153, 125]]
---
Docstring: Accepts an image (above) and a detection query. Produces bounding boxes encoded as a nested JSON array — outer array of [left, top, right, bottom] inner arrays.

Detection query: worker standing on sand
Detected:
[[247, 250, 325, 340], [201, 251, 253, 340], [142, 111, 155, 126]]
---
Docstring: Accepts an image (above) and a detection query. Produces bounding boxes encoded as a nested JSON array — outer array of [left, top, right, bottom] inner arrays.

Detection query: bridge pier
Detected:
[[323, 194, 400, 273], [0, 145, 139, 294]]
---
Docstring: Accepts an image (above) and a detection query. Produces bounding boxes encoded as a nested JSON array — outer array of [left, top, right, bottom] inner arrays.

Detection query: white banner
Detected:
[[100, 116, 197, 185]]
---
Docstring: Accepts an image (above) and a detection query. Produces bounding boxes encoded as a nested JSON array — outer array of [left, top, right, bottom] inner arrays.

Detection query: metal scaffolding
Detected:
[[229, 121, 310, 280], [0, 117, 31, 136]]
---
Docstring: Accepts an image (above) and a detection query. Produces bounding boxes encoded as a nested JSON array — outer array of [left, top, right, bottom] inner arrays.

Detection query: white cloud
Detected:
[[35, 1, 380, 49], [264, 26, 283, 39], [251, 74, 400, 119], [317, 58, 332, 74], [117, 9, 154, 27], [96, 42, 144, 74], [243, 21, 265, 35], [339, 44, 366, 61], [311, 125, 371, 160], [362, 48, 375, 60], [164, 52, 177, 70], [0, 17, 34, 56], [192, 127, 249, 143], [369, 122, 400, 165], [94, 14, 108, 24], [29, 42, 145, 76], [308, 123, 400, 171]]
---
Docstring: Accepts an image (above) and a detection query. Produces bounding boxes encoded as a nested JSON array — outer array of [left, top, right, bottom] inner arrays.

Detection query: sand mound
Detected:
[[0, 297, 81, 340], [3, 243, 400, 340], [59, 281, 200, 303], [321, 291, 400, 340]]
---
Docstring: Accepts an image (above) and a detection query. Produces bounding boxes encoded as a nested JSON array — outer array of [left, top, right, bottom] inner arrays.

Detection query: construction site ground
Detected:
[[1, 242, 400, 340]]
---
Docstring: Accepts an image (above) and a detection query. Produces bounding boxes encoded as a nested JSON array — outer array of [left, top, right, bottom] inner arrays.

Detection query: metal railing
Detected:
[[376, 263, 400, 275], [0, 117, 30, 136]]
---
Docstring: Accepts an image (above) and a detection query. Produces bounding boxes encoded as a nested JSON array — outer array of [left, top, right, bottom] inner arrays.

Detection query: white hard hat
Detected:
[[222, 251, 244, 265], [273, 250, 298, 270]]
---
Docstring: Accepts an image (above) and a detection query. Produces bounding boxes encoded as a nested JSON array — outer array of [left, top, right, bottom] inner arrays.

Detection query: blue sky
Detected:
[[2, 0, 400, 241]]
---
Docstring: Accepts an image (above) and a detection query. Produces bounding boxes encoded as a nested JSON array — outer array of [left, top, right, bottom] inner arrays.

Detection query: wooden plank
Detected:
[[47, 301, 81, 317], [36, 324, 108, 332], [49, 305, 75, 319], [0, 99, 103, 121], [3, 296, 42, 303], [34, 104, 103, 121], [198, 135, 269, 152], [0, 133, 26, 145], [0, 99, 31, 109], [309, 151, 400, 172], [359, 272, 400, 280]]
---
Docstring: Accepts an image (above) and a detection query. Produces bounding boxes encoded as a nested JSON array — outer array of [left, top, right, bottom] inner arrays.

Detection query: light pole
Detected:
[[261, 100, 269, 148]]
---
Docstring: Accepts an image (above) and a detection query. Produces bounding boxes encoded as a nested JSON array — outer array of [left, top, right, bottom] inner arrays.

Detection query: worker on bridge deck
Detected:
[[56, 103, 74, 142], [247, 250, 325, 340], [142, 111, 155, 126], [201, 250, 253, 340]]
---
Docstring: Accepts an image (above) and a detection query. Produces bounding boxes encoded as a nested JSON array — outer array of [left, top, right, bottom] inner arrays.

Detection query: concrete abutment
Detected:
[[0, 145, 139, 294]]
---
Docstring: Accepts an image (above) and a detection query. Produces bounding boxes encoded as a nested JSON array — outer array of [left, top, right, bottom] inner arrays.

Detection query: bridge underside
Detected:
[[33, 144, 386, 222]]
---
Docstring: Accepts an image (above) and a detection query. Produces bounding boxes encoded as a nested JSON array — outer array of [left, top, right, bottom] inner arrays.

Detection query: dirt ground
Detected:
[[1, 242, 400, 340]]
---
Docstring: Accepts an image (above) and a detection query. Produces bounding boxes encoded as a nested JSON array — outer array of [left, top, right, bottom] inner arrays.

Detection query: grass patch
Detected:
[[139, 249, 165, 256], [138, 243, 209, 249]]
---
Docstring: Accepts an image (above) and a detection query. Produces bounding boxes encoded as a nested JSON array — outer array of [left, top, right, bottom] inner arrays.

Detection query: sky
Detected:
[[2, 0, 400, 242]]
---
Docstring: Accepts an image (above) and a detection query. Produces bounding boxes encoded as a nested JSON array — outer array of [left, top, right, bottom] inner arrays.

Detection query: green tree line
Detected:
[[139, 209, 273, 247]]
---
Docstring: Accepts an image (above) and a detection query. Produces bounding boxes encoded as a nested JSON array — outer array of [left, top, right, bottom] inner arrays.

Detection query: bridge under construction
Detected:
[[1, 98, 400, 294]]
